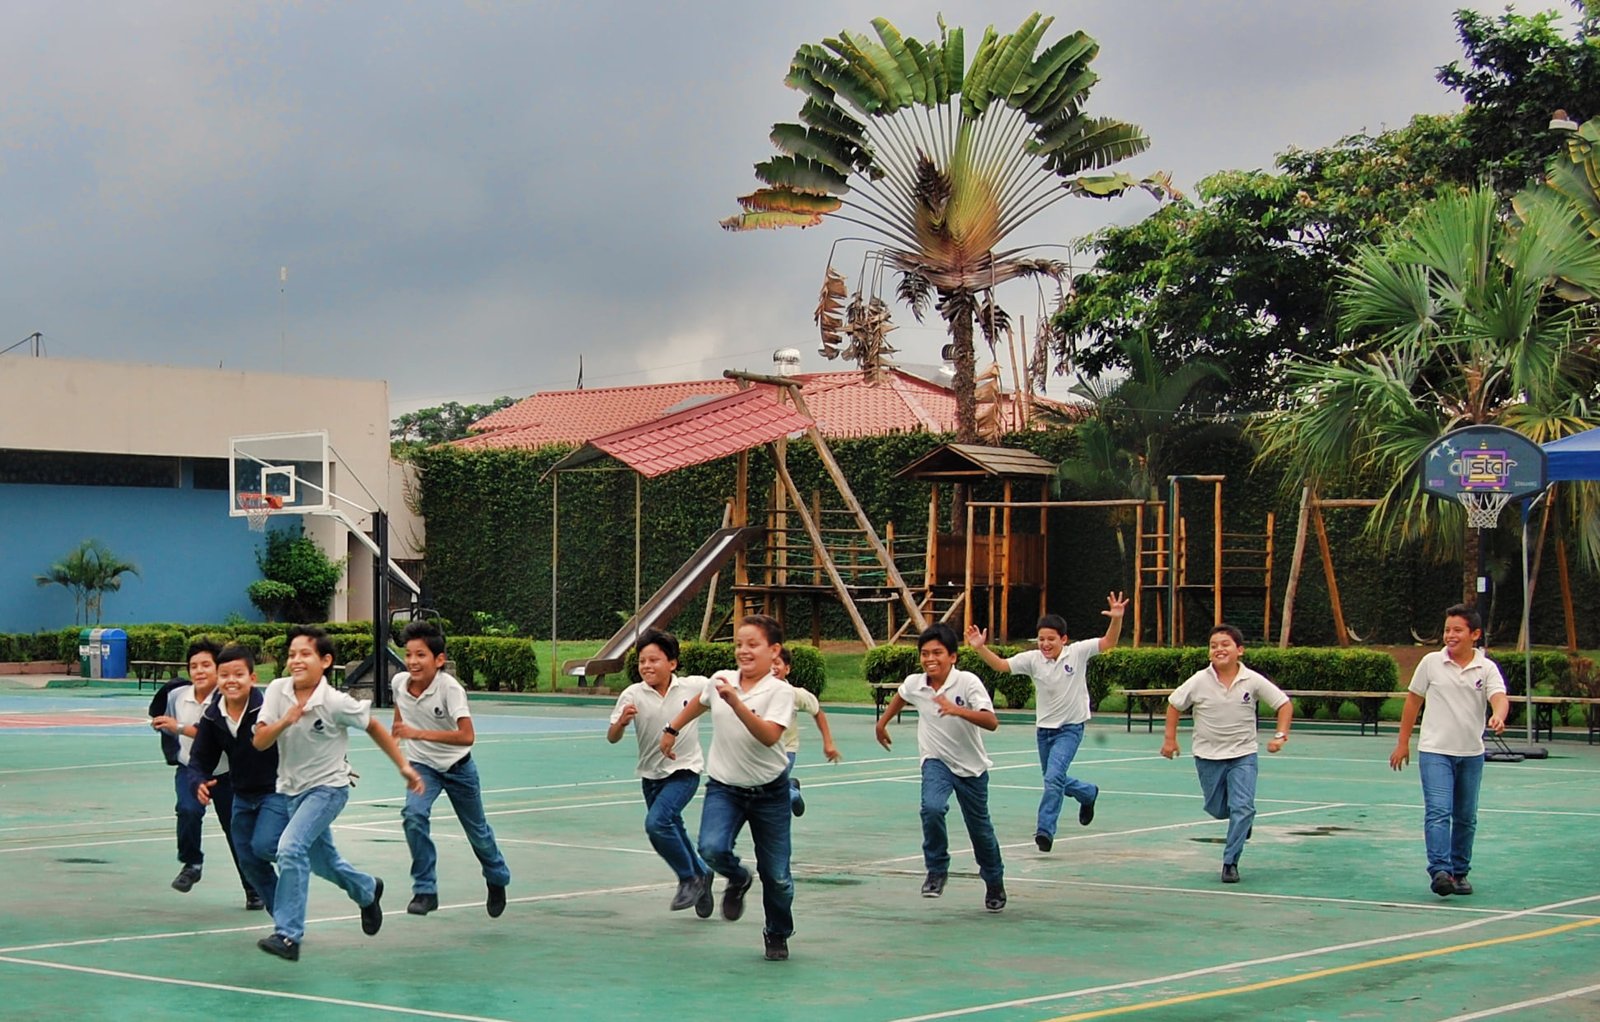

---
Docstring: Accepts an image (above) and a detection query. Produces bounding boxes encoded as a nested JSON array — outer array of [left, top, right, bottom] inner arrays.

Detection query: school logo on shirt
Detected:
[[1241, 692, 1252, 703], [954, 695, 966, 707], [312, 718, 326, 732], [1475, 678, 1484, 690], [433, 705, 446, 718]]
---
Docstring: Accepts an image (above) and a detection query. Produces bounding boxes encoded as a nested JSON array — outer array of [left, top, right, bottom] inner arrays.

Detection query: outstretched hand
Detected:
[[1103, 591, 1128, 618], [964, 624, 987, 649]]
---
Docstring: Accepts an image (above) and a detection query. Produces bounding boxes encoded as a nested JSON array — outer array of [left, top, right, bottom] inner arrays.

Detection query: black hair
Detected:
[[741, 613, 784, 646], [1208, 623, 1245, 647], [1036, 614, 1068, 636], [216, 644, 256, 669], [285, 625, 336, 661], [635, 628, 680, 664], [776, 646, 793, 667], [1444, 603, 1483, 638], [400, 620, 447, 656], [186, 639, 222, 664], [917, 622, 961, 654]]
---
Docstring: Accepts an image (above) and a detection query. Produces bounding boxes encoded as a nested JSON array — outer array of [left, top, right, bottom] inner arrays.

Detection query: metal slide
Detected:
[[562, 526, 763, 682]]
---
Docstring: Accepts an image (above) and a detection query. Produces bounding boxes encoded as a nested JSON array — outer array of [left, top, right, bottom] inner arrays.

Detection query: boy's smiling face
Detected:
[[1208, 632, 1242, 671], [1036, 628, 1065, 660]]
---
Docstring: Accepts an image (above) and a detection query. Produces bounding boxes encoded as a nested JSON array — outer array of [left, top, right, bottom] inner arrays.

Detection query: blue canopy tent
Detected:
[[1544, 425, 1600, 482]]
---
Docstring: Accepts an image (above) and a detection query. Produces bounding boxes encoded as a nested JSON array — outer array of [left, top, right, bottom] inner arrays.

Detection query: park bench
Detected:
[[1507, 694, 1600, 745], [130, 660, 187, 691], [1121, 688, 1405, 737]]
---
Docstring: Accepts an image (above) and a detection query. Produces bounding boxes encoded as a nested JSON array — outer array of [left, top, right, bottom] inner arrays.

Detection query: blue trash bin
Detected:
[[100, 628, 129, 680]]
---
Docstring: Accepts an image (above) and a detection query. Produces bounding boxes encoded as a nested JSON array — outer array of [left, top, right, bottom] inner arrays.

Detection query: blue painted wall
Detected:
[[0, 478, 297, 632]]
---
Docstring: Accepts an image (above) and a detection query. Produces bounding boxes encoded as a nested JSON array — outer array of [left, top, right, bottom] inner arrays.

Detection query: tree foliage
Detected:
[[35, 539, 140, 625], [391, 397, 518, 449], [255, 528, 345, 623]]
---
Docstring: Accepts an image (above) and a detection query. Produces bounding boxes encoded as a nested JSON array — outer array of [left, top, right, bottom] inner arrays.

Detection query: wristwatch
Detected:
[[1273, 731, 1288, 740], [662, 725, 680, 737]]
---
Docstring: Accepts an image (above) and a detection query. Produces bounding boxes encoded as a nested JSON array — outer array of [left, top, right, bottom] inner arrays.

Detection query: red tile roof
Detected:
[[458, 369, 1078, 450], [564, 389, 814, 478]]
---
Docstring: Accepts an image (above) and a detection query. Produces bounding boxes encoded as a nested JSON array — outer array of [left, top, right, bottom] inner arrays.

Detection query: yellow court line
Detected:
[[1041, 915, 1600, 1022]]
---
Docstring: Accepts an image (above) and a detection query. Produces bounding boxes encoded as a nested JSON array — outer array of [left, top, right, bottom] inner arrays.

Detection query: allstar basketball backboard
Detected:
[[229, 431, 332, 520]]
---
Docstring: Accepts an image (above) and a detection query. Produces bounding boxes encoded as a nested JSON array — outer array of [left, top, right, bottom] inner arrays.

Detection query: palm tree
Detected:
[[1253, 186, 1600, 604], [36, 540, 140, 625], [722, 13, 1172, 442]]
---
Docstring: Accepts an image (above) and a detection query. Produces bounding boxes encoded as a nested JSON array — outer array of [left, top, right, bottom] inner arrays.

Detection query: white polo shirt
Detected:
[[1409, 649, 1507, 756], [896, 669, 994, 777], [610, 675, 707, 779], [1008, 639, 1100, 728], [700, 671, 796, 787], [168, 685, 226, 773], [391, 670, 473, 771], [258, 677, 372, 796], [779, 686, 821, 754], [1169, 663, 1289, 760]]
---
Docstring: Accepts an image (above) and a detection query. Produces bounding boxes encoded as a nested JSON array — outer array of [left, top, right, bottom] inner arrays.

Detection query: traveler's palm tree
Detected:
[[722, 13, 1172, 441]]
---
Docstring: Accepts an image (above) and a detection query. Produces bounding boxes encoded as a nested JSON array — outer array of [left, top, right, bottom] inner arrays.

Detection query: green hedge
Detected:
[[455, 636, 540, 692], [620, 642, 826, 697], [1094, 646, 1400, 719]]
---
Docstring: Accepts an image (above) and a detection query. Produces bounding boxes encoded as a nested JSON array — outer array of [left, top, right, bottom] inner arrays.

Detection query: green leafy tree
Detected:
[[36, 539, 140, 625], [255, 528, 345, 622], [246, 579, 296, 623], [1253, 187, 1600, 604], [722, 12, 1171, 442], [391, 397, 518, 449]]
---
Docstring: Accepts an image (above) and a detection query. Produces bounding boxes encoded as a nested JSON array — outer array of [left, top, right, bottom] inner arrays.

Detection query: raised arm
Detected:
[[964, 625, 1012, 673], [1099, 591, 1128, 652]]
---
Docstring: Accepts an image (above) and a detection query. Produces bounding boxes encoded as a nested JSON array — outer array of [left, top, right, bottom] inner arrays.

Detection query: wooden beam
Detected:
[[1001, 479, 1013, 641], [1262, 511, 1275, 645], [1133, 501, 1144, 648], [1312, 501, 1350, 646], [769, 442, 877, 647], [1279, 484, 1313, 648], [1213, 479, 1223, 627]]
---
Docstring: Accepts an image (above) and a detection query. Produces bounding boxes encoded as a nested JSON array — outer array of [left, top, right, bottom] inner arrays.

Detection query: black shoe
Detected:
[[722, 870, 753, 922], [487, 883, 507, 918], [694, 875, 714, 918], [670, 875, 707, 912], [1034, 832, 1053, 852], [984, 883, 1007, 912], [1246, 825, 1253, 840], [361, 878, 384, 935], [257, 933, 298, 961], [407, 893, 438, 916], [763, 932, 789, 961], [1452, 876, 1474, 896], [244, 891, 264, 911], [1221, 863, 1240, 884], [171, 865, 202, 893], [1079, 794, 1097, 827], [921, 872, 947, 898], [792, 779, 805, 818], [1431, 872, 1455, 897]]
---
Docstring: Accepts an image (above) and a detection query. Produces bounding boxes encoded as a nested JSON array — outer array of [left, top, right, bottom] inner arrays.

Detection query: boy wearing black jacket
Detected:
[[191, 645, 286, 912]]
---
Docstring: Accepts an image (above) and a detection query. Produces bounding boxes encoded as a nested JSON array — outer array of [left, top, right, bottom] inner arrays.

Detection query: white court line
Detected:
[[0, 834, 171, 855], [0, 956, 518, 1021], [0, 759, 167, 776], [883, 892, 1600, 1022], [0, 816, 165, 834], [1432, 981, 1600, 1021], [334, 819, 656, 858]]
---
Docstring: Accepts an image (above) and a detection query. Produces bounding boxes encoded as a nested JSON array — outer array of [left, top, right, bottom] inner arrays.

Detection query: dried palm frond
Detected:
[[816, 267, 849, 358]]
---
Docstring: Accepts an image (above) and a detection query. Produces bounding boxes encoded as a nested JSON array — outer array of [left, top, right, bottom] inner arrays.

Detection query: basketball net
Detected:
[[1456, 490, 1512, 530], [237, 493, 284, 532]]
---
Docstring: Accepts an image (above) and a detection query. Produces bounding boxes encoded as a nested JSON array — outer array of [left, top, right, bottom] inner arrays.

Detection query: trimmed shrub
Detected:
[[862, 643, 1031, 708], [1093, 646, 1400, 719], [619, 641, 825, 697], [467, 637, 540, 692], [449, 636, 476, 689], [157, 631, 189, 662]]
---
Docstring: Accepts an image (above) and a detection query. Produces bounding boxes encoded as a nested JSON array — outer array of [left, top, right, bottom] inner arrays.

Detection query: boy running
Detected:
[[773, 647, 840, 817]]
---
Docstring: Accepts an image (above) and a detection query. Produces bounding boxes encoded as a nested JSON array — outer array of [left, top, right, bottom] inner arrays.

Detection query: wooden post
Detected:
[[770, 445, 876, 646], [734, 450, 750, 622], [1517, 493, 1554, 651], [774, 448, 789, 587], [964, 503, 975, 633], [886, 521, 897, 641], [1167, 479, 1181, 646], [701, 500, 733, 641], [1177, 517, 1188, 644], [1279, 484, 1312, 648], [1557, 533, 1578, 652], [1000, 479, 1013, 641], [926, 484, 940, 586], [1154, 502, 1167, 646], [1262, 511, 1275, 644], [987, 505, 998, 636], [1133, 501, 1144, 648], [1038, 480, 1049, 621], [1312, 502, 1350, 646], [1212, 479, 1223, 627]]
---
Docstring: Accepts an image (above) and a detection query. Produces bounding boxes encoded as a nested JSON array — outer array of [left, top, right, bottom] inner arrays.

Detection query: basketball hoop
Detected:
[[237, 492, 284, 532], [1455, 489, 1512, 529]]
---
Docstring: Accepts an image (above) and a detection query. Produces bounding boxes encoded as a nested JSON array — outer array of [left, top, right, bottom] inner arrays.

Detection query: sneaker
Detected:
[[257, 932, 299, 961], [921, 872, 947, 898], [1221, 863, 1240, 884], [171, 865, 202, 893], [791, 779, 805, 818], [763, 932, 789, 961], [721, 869, 754, 922], [361, 878, 385, 935], [1246, 825, 1253, 841], [984, 883, 1007, 912], [244, 891, 264, 911], [694, 874, 715, 918], [407, 893, 438, 916], [1452, 876, 1474, 896], [1034, 832, 1053, 852], [670, 875, 707, 912], [1079, 793, 1097, 827], [487, 883, 507, 918], [1431, 872, 1456, 897]]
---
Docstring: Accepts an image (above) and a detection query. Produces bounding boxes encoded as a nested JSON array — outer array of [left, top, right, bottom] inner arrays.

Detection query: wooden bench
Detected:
[[871, 682, 902, 719], [1122, 688, 1406, 737], [1507, 694, 1600, 744], [130, 661, 187, 690]]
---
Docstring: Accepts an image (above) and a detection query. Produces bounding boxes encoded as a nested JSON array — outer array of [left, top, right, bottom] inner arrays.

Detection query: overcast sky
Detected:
[[0, 1, 1533, 413]]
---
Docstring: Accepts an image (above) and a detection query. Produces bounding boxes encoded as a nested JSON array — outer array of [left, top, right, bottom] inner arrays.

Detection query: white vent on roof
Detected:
[[773, 348, 801, 377]]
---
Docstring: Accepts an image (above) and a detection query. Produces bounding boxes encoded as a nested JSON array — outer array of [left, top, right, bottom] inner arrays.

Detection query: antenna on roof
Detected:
[[577, 355, 584, 390]]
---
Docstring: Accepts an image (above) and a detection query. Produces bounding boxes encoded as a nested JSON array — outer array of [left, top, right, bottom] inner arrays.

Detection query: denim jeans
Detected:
[[1035, 723, 1098, 838], [786, 751, 801, 810], [402, 756, 512, 895], [1418, 751, 1484, 879], [641, 770, 709, 882], [272, 785, 377, 944], [1194, 754, 1257, 866], [920, 759, 1004, 886], [175, 765, 251, 892], [231, 790, 288, 911], [698, 776, 794, 939]]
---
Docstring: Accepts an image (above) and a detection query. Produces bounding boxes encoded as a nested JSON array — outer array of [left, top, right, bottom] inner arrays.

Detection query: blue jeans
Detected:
[[231, 790, 288, 911], [1036, 723, 1098, 838], [698, 776, 794, 939], [920, 759, 1004, 886], [1418, 752, 1484, 879], [1194, 754, 1257, 866], [642, 770, 709, 882], [175, 765, 251, 893], [402, 756, 511, 895], [272, 785, 377, 944], [786, 751, 802, 810]]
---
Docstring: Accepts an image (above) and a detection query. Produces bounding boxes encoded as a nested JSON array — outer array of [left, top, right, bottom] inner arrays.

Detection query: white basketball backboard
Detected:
[[228, 431, 332, 518]]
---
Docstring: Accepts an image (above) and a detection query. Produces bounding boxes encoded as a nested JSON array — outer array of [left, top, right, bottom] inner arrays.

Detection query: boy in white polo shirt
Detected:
[[1390, 603, 1509, 898], [967, 592, 1127, 851], [1162, 623, 1292, 883], [773, 646, 841, 818], [391, 621, 511, 919], [875, 622, 1006, 911], [607, 629, 713, 917], [660, 614, 797, 962], [252, 625, 424, 961]]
